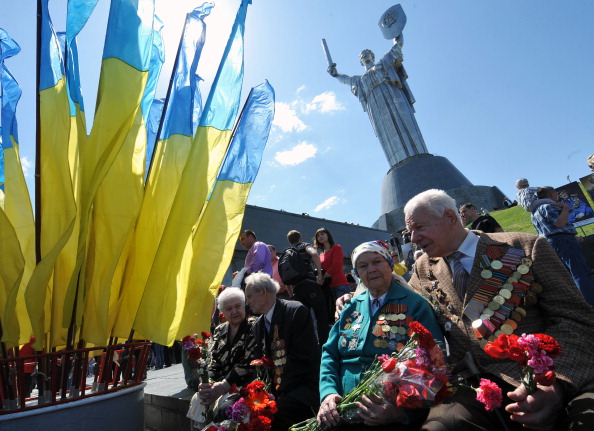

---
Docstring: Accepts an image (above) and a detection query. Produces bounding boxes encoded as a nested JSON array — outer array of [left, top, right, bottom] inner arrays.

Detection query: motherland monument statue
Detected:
[[325, 4, 428, 167], [323, 4, 505, 232]]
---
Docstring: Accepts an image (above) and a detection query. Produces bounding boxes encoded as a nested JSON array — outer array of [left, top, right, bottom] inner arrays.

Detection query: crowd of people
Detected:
[[180, 170, 594, 430]]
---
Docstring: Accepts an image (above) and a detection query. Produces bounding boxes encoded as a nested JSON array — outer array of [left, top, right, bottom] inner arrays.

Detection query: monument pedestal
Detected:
[[373, 154, 505, 232]]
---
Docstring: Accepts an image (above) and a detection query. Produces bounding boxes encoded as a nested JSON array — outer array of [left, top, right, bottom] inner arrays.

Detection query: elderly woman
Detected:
[[197, 287, 256, 418], [318, 241, 444, 430]]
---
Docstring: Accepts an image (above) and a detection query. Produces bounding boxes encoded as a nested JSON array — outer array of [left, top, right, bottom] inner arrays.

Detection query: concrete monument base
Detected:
[[373, 154, 505, 232]]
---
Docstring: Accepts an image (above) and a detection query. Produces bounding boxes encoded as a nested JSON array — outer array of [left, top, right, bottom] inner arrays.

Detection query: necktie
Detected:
[[265, 317, 271, 333], [371, 298, 381, 315], [448, 251, 468, 296]]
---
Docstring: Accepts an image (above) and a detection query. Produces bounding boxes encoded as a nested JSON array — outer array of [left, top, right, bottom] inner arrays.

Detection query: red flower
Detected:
[[396, 383, 424, 409], [484, 334, 527, 366], [229, 383, 238, 394], [188, 347, 201, 361], [409, 321, 436, 348], [261, 356, 274, 368], [535, 370, 556, 387], [475, 379, 502, 411], [533, 334, 562, 358], [383, 381, 400, 404], [241, 415, 272, 431], [201, 331, 211, 339], [205, 427, 217, 431], [382, 357, 397, 373], [251, 359, 265, 367]]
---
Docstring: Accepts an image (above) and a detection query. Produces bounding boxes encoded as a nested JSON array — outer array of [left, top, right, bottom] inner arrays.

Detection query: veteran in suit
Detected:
[[404, 189, 594, 431], [245, 272, 320, 431], [318, 240, 444, 430]]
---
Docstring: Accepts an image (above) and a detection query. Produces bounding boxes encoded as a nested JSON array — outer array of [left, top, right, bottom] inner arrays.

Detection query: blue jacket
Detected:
[[320, 281, 444, 402]]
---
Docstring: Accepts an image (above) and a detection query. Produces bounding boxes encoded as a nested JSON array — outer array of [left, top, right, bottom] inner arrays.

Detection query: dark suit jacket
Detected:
[[410, 231, 594, 398], [253, 299, 320, 409]]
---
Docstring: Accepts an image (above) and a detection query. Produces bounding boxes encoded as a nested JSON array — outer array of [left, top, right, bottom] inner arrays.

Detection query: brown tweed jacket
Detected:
[[410, 231, 594, 398]]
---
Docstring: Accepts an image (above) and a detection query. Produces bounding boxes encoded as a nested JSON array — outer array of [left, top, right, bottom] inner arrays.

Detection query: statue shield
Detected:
[[378, 4, 406, 39]]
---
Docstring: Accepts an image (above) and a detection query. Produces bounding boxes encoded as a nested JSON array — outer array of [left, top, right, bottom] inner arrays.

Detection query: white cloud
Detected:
[[20, 156, 32, 178], [273, 102, 307, 133], [304, 91, 345, 114], [314, 196, 341, 212], [274, 142, 317, 166], [296, 85, 306, 94]]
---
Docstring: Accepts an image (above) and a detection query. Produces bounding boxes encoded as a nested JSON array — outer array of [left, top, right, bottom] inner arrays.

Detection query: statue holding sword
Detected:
[[323, 4, 428, 167]]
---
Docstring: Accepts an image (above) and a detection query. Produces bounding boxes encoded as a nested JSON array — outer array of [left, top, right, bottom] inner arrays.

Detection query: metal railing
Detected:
[[0, 341, 151, 414]]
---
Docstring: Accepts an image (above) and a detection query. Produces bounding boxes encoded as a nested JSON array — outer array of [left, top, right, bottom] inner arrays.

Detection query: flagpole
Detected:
[[35, 0, 42, 263], [145, 12, 190, 182]]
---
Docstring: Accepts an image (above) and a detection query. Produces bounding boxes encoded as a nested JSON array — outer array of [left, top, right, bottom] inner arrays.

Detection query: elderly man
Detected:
[[459, 203, 503, 233], [404, 189, 594, 431], [245, 272, 320, 431]]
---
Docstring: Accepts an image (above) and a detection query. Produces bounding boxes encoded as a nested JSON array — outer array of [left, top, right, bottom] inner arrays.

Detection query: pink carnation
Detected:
[[377, 354, 391, 363], [527, 350, 554, 374], [518, 334, 541, 352], [476, 379, 502, 411]]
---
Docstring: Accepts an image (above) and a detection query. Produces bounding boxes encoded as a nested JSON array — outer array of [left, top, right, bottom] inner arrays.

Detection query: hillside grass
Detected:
[[487, 205, 594, 237]]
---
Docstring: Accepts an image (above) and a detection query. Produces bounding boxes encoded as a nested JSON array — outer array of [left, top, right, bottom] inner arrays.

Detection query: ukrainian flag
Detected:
[[112, 2, 212, 340], [0, 28, 35, 346], [81, 7, 164, 345], [0, 208, 24, 346], [61, 0, 156, 344], [25, 0, 88, 350], [133, 0, 250, 345], [176, 80, 275, 338]]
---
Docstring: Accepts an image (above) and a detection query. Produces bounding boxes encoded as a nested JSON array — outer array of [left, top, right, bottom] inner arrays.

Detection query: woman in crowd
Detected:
[[314, 228, 350, 319], [197, 288, 256, 420], [317, 240, 444, 430]]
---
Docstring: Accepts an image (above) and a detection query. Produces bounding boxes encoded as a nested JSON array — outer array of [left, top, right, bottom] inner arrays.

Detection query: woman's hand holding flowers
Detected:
[[317, 393, 343, 428]]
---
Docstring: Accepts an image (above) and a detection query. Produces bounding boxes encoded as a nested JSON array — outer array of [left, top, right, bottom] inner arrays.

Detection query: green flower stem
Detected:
[[289, 335, 421, 430]]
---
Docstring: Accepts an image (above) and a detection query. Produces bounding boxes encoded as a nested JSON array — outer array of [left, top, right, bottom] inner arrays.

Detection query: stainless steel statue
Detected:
[[324, 4, 428, 167]]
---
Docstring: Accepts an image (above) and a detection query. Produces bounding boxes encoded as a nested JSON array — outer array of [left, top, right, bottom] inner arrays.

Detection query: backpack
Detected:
[[278, 244, 313, 285]]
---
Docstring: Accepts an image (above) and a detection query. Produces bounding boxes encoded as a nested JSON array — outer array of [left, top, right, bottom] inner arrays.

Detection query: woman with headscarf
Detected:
[[317, 240, 443, 430]]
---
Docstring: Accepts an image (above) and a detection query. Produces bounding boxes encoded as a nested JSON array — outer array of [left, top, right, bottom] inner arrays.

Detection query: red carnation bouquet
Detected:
[[484, 333, 562, 394], [290, 322, 453, 430], [200, 358, 277, 431], [182, 331, 212, 383]]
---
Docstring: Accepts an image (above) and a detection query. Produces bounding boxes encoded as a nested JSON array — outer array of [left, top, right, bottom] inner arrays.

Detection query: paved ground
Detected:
[[144, 363, 195, 401]]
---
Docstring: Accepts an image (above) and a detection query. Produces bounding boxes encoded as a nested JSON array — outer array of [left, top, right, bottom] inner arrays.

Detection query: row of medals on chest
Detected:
[[427, 256, 540, 340], [343, 310, 408, 349]]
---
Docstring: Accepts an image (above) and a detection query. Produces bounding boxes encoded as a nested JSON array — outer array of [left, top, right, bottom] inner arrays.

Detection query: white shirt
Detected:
[[370, 291, 388, 315], [448, 230, 479, 274]]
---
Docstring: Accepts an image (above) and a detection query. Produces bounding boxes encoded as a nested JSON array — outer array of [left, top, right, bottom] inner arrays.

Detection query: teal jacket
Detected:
[[319, 281, 444, 421]]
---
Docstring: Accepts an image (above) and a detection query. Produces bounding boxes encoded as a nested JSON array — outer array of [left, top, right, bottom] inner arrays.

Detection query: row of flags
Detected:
[[0, 0, 274, 350]]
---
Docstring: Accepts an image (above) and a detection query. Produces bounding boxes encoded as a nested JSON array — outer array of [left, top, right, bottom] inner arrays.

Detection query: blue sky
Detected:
[[2, 0, 594, 228]]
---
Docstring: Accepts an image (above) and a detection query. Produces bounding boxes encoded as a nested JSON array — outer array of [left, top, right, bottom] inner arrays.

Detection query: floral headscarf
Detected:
[[351, 240, 394, 276]]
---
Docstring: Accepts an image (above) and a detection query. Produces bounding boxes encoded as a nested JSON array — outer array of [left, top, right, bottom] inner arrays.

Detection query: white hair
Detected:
[[217, 288, 245, 309], [245, 272, 280, 294], [404, 189, 461, 222]]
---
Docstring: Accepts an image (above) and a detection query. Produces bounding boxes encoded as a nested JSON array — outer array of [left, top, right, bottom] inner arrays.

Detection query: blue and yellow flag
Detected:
[[133, 0, 250, 345], [25, 0, 86, 350], [0, 28, 35, 346], [81, 3, 163, 345], [176, 81, 275, 338], [112, 2, 213, 339], [0, 207, 24, 344]]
